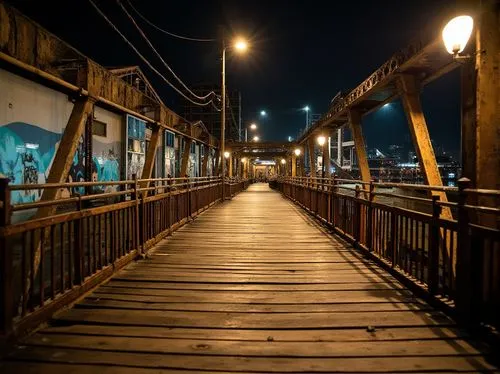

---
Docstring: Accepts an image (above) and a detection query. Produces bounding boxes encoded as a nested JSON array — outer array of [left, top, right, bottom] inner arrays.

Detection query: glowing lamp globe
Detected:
[[442, 15, 473, 55]]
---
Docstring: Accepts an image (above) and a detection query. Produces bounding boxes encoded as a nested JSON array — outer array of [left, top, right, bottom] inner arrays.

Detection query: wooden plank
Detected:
[[22, 333, 488, 357], [6, 346, 497, 372], [39, 324, 470, 342], [53, 308, 454, 328]]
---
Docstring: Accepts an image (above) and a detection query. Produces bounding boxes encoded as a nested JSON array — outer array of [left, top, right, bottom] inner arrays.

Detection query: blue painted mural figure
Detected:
[[0, 122, 121, 204]]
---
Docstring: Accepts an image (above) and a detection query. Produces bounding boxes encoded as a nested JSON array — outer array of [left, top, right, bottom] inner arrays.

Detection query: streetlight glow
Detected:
[[260, 110, 267, 116], [241, 157, 247, 162], [317, 135, 326, 146], [442, 15, 473, 55], [294, 148, 301, 156], [304, 106, 310, 112], [224, 151, 230, 159], [234, 38, 248, 53], [250, 123, 257, 130], [253, 136, 260, 142]]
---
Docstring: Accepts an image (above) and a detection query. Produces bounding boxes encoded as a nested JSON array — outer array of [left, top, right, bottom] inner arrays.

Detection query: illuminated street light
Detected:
[[303, 106, 310, 128], [221, 35, 249, 198], [280, 159, 286, 164], [253, 136, 260, 142], [260, 110, 267, 117], [294, 148, 301, 156], [241, 157, 247, 162], [250, 123, 257, 130], [234, 38, 248, 53], [224, 151, 230, 159], [317, 135, 326, 146], [442, 15, 473, 56]]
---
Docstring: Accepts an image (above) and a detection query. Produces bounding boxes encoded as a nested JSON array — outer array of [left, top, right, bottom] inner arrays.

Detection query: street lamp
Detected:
[[224, 151, 230, 159], [221, 35, 248, 198], [260, 110, 267, 117], [442, 15, 474, 58], [303, 106, 310, 128], [294, 148, 301, 157], [253, 136, 260, 142], [245, 123, 258, 142], [317, 135, 326, 180]]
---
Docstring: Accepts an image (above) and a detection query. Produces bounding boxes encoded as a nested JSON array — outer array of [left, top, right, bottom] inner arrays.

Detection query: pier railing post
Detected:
[[428, 195, 441, 295]]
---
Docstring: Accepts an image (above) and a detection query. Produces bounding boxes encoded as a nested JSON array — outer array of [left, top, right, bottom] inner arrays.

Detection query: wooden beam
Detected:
[[180, 138, 192, 177], [291, 154, 297, 177], [141, 126, 163, 180], [307, 140, 315, 177], [397, 74, 452, 219], [323, 133, 331, 178], [228, 156, 233, 178], [201, 145, 209, 177], [348, 110, 371, 184]]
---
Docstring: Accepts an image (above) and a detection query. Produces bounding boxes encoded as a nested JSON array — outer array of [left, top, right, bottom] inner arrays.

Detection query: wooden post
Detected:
[[213, 149, 220, 176], [428, 195, 441, 295], [397, 74, 452, 219], [0, 178, 12, 335], [141, 125, 163, 195], [348, 110, 370, 184], [291, 154, 297, 177], [307, 139, 315, 177], [228, 156, 233, 178], [323, 133, 331, 178], [201, 145, 209, 177], [180, 138, 193, 177]]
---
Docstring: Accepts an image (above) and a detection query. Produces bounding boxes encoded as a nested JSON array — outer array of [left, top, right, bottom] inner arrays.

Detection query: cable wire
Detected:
[[88, 0, 214, 106], [117, 0, 217, 102], [127, 0, 216, 42]]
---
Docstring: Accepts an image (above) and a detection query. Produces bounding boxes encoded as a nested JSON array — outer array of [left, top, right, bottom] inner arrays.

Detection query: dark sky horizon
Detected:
[[9, 0, 462, 159]]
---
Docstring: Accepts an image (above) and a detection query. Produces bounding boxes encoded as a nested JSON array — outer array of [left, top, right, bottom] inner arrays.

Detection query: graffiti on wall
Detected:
[[0, 122, 121, 203]]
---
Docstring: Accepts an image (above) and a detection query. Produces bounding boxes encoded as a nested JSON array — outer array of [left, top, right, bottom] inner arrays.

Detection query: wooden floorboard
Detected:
[[2, 183, 498, 373]]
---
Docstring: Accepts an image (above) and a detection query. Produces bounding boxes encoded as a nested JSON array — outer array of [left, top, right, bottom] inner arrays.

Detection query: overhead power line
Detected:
[[88, 0, 215, 107], [127, 0, 216, 42], [117, 0, 218, 103]]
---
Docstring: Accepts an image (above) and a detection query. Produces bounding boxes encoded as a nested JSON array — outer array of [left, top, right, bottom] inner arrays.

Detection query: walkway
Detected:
[[1, 184, 497, 373]]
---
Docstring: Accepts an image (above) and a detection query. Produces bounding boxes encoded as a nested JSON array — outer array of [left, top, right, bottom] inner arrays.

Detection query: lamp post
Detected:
[[221, 35, 248, 200], [317, 135, 326, 180], [303, 106, 310, 129], [294, 148, 301, 177], [245, 123, 258, 142], [442, 15, 474, 58], [280, 158, 286, 176]]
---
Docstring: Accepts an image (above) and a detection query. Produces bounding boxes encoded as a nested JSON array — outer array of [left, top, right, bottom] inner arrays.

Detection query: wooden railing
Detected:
[[0, 176, 249, 338], [273, 176, 500, 330]]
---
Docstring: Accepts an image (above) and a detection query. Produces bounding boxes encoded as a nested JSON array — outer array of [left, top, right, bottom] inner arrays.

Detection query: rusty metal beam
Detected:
[[308, 140, 315, 177], [180, 138, 192, 177], [201, 145, 210, 177], [348, 110, 371, 184]]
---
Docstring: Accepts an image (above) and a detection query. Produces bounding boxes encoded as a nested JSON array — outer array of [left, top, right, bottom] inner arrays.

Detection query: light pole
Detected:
[[317, 135, 326, 180], [294, 148, 301, 177], [245, 122, 258, 142], [303, 106, 310, 129], [221, 35, 247, 200]]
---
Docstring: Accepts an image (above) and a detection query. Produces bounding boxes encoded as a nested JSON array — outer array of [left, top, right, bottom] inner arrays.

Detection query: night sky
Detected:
[[9, 0, 462, 159]]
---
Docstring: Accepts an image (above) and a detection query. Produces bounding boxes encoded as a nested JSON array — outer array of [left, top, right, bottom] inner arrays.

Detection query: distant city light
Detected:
[[303, 106, 310, 112], [253, 136, 260, 142], [250, 123, 257, 130], [260, 110, 267, 116]]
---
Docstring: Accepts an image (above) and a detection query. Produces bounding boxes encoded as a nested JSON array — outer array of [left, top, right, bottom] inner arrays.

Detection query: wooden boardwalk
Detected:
[[2, 183, 497, 373]]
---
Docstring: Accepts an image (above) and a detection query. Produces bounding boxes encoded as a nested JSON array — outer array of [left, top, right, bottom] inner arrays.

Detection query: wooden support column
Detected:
[[307, 139, 315, 177], [323, 133, 331, 178], [228, 156, 233, 177], [201, 145, 210, 176], [348, 110, 371, 184], [213, 149, 220, 176], [291, 154, 297, 177], [36, 98, 95, 217], [141, 125, 163, 185], [397, 74, 452, 219], [180, 138, 192, 177]]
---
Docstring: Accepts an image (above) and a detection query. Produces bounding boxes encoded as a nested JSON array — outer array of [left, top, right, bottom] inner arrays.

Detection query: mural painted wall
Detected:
[[0, 68, 124, 202], [92, 107, 122, 192], [0, 68, 74, 203], [126, 115, 146, 179]]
